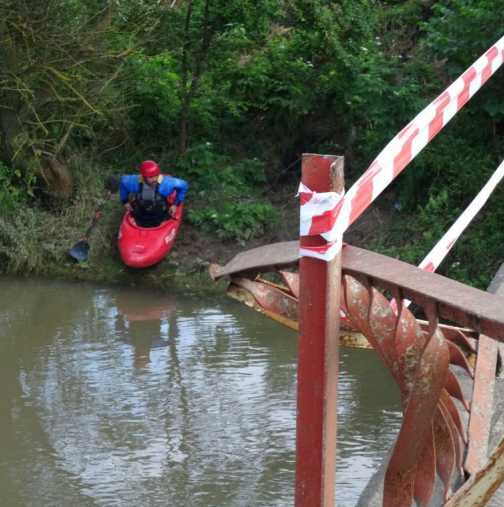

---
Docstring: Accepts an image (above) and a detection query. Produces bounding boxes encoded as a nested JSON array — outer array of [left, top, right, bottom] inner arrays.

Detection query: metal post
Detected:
[[295, 154, 344, 506], [465, 264, 504, 475]]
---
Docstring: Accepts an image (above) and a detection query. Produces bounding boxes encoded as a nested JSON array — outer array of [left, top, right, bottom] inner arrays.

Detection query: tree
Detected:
[[127, 0, 280, 156], [0, 0, 132, 196]]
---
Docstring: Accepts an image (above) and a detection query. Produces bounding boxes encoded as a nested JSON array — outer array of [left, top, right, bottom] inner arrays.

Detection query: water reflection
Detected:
[[0, 279, 401, 507], [113, 290, 178, 369]]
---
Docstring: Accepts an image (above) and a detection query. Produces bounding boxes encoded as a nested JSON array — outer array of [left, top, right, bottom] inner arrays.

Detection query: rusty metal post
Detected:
[[465, 264, 504, 475], [295, 154, 344, 507]]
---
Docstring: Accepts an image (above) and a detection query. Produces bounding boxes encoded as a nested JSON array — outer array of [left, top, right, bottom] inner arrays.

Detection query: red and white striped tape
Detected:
[[298, 182, 345, 260], [418, 159, 504, 274], [300, 35, 504, 261], [389, 158, 504, 313], [299, 182, 344, 237], [299, 237, 343, 261]]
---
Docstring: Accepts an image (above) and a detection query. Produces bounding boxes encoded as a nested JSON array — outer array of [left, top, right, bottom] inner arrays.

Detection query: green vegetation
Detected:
[[0, 1, 503, 288]]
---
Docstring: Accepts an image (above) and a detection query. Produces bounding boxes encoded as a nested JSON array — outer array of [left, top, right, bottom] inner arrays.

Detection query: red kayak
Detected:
[[118, 204, 184, 268]]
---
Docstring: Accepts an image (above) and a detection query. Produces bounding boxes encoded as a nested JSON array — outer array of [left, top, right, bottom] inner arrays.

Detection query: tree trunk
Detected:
[[178, 0, 212, 157], [178, 0, 194, 156]]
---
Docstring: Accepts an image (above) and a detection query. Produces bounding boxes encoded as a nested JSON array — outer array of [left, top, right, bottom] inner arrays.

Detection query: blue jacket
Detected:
[[119, 175, 189, 205]]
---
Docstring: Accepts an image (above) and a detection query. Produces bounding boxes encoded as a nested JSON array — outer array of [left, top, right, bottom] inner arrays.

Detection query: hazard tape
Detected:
[[298, 183, 344, 260], [299, 237, 343, 262], [298, 183, 344, 237], [388, 158, 504, 313], [300, 35, 504, 261], [419, 159, 504, 273]]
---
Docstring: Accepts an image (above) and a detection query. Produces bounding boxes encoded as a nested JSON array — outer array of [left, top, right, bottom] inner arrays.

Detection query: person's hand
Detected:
[[125, 202, 133, 212], [169, 204, 177, 217]]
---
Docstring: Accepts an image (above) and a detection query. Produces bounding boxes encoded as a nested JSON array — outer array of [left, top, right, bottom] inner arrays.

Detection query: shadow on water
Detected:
[[0, 278, 401, 507]]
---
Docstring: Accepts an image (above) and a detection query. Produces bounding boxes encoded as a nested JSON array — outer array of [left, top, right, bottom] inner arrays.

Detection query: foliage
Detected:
[[125, 52, 182, 143], [188, 201, 277, 242], [0, 156, 117, 273], [0, 162, 30, 214], [372, 169, 504, 289], [1, 0, 504, 287], [0, 208, 54, 273], [0, 0, 149, 194], [176, 143, 275, 241], [420, 0, 504, 145], [175, 143, 266, 188]]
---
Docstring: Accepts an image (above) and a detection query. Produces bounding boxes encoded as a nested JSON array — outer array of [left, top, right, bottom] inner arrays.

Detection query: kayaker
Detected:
[[119, 160, 189, 227]]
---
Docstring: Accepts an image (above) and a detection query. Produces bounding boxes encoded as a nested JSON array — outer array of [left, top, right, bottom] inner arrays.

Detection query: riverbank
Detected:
[[0, 181, 297, 294], [0, 179, 405, 295], [4, 166, 496, 295]]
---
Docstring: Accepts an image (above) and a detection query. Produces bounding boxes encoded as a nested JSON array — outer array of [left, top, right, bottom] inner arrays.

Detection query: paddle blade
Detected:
[[69, 239, 90, 262]]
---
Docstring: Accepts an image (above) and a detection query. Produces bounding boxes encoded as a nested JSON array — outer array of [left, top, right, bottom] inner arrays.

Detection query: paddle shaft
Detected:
[[81, 190, 112, 240]]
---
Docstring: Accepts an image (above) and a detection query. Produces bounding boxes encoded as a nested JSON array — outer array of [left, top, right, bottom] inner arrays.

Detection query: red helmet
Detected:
[[139, 160, 160, 178]]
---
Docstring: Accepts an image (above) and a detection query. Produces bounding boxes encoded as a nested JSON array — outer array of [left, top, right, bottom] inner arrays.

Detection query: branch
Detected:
[[43, 66, 102, 115], [55, 121, 75, 155]]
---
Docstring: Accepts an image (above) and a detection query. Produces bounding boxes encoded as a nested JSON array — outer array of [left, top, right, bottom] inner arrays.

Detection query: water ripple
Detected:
[[0, 280, 402, 507]]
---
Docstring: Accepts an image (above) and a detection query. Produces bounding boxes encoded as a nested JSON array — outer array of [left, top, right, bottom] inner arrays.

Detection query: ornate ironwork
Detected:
[[210, 243, 504, 506]]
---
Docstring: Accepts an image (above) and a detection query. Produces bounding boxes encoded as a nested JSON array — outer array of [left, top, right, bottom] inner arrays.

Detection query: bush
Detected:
[[125, 52, 181, 144], [174, 143, 276, 241], [188, 201, 277, 242], [0, 162, 34, 214]]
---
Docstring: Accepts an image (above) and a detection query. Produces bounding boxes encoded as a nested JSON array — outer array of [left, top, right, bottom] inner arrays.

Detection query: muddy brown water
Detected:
[[0, 278, 401, 507]]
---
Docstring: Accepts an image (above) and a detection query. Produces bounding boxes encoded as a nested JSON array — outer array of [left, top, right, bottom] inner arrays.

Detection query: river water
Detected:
[[0, 278, 401, 507]]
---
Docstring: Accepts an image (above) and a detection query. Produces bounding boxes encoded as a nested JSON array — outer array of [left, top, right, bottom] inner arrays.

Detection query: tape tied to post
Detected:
[[298, 183, 345, 261]]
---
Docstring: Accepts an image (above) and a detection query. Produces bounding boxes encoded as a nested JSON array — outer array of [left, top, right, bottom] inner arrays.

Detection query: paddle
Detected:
[[68, 176, 119, 262]]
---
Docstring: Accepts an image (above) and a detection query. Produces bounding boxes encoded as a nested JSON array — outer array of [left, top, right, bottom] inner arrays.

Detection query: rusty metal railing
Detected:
[[210, 241, 504, 506]]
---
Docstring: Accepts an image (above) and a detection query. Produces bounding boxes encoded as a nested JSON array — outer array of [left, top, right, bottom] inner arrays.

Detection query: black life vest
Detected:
[[132, 182, 168, 227]]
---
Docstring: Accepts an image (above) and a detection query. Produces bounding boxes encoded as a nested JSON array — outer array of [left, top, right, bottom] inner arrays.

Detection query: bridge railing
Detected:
[[211, 33, 504, 507], [295, 33, 504, 507]]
